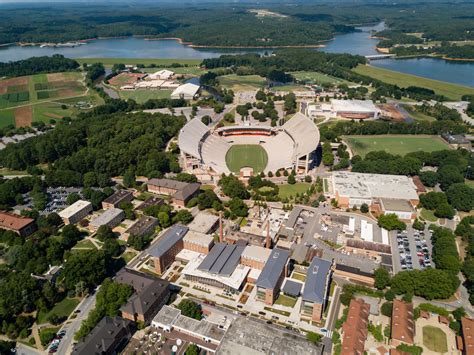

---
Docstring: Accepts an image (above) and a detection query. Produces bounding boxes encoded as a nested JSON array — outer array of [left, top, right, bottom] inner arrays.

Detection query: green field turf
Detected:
[[353, 64, 474, 101], [119, 89, 172, 103], [218, 74, 266, 91], [225, 144, 268, 173], [278, 182, 311, 199], [290, 71, 348, 85], [76, 57, 202, 67], [0, 109, 16, 128], [344, 135, 450, 157]]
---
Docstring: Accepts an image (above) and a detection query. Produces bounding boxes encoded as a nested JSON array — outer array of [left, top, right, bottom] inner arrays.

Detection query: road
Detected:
[[53, 293, 98, 355]]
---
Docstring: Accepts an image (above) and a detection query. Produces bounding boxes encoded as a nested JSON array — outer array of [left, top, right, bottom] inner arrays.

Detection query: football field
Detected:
[[225, 144, 268, 173], [344, 135, 450, 157]]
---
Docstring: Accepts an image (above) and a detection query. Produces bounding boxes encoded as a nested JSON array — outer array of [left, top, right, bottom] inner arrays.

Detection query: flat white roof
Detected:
[[58, 200, 92, 219], [332, 172, 419, 201], [183, 231, 214, 247], [241, 245, 271, 264], [172, 83, 200, 97], [182, 254, 250, 290], [361, 220, 373, 242], [90, 208, 123, 228], [187, 212, 219, 234], [331, 99, 379, 113]]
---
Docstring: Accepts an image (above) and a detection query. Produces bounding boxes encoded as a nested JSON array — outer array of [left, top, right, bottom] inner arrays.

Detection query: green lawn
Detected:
[[420, 209, 437, 222], [76, 58, 202, 67], [32, 102, 75, 124], [121, 251, 138, 263], [344, 135, 450, 157], [353, 64, 474, 101], [278, 183, 311, 199], [422, 326, 448, 353], [119, 89, 172, 103], [37, 298, 80, 324], [218, 74, 266, 91], [290, 71, 348, 85], [225, 144, 268, 173], [402, 104, 436, 122], [275, 294, 298, 308], [291, 272, 307, 282], [0, 108, 16, 128], [263, 307, 291, 317], [72, 239, 97, 250]]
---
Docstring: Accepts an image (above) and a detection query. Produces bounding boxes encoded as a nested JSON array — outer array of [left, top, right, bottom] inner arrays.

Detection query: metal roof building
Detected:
[[148, 225, 189, 258], [282, 279, 303, 297], [197, 243, 245, 277], [256, 248, 290, 289], [303, 257, 332, 304]]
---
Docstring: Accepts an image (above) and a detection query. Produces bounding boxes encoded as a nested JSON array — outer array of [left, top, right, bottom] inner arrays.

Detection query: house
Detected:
[[148, 225, 189, 274], [72, 316, 134, 355], [59, 200, 93, 225], [0, 211, 36, 237], [147, 178, 201, 206], [171, 83, 200, 100], [102, 190, 133, 209], [255, 248, 290, 305], [301, 257, 333, 322], [341, 298, 370, 355], [115, 268, 170, 324], [391, 300, 415, 346]]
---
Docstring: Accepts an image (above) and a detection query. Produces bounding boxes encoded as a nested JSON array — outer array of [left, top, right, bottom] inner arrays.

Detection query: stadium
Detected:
[[178, 113, 320, 176]]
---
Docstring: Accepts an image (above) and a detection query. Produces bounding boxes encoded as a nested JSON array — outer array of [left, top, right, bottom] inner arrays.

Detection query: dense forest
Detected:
[[0, 2, 473, 47], [0, 55, 80, 77]]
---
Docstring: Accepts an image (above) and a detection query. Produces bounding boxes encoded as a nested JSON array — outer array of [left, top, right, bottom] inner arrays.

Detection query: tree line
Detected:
[[0, 55, 79, 77]]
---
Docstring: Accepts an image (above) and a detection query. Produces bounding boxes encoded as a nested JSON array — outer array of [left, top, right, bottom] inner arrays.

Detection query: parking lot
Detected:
[[391, 226, 433, 273]]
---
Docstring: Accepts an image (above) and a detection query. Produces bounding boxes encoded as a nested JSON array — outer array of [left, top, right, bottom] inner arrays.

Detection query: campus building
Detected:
[[182, 243, 250, 293], [115, 268, 170, 324], [0, 211, 36, 237], [171, 83, 200, 100], [329, 172, 419, 209], [341, 298, 370, 355], [135, 196, 165, 211], [457, 317, 474, 354], [391, 300, 415, 346], [147, 178, 201, 207], [89, 208, 125, 231], [58, 200, 93, 225], [240, 245, 272, 270], [255, 248, 290, 305], [72, 316, 134, 355], [183, 231, 214, 254], [331, 99, 380, 119], [187, 212, 219, 234], [125, 216, 158, 237], [102, 190, 134, 209], [149, 225, 189, 274], [301, 257, 333, 322]]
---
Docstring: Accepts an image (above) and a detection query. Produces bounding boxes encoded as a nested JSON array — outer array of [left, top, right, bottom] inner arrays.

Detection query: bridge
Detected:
[[365, 54, 396, 60]]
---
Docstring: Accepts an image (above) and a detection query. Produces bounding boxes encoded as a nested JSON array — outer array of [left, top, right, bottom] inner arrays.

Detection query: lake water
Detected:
[[0, 23, 473, 88]]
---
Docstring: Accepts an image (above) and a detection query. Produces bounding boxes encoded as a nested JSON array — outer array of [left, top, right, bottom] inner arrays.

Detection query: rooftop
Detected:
[[0, 211, 35, 231], [332, 99, 379, 113], [342, 298, 370, 355], [148, 225, 189, 258], [183, 230, 214, 247], [380, 198, 414, 213], [197, 243, 245, 276], [256, 248, 290, 289], [461, 317, 474, 353], [171, 83, 200, 97], [187, 212, 219, 234], [89, 208, 124, 228], [136, 196, 164, 211], [241, 245, 272, 264], [148, 178, 201, 201], [58, 200, 92, 219], [391, 300, 415, 345], [282, 279, 303, 297], [125, 216, 158, 236], [103, 189, 133, 205], [302, 257, 332, 304]]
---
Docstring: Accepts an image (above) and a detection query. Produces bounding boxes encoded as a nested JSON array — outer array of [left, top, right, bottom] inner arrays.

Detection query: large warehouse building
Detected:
[[331, 99, 380, 119]]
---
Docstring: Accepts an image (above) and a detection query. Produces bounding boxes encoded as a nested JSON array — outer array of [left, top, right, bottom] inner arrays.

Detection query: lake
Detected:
[[0, 23, 473, 88]]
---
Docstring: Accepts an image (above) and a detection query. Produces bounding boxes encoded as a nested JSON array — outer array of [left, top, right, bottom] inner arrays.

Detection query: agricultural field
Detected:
[[218, 74, 266, 92], [118, 89, 172, 103], [76, 57, 202, 67], [353, 64, 474, 101], [0, 72, 89, 128], [290, 71, 348, 85], [344, 135, 450, 157], [225, 144, 268, 173]]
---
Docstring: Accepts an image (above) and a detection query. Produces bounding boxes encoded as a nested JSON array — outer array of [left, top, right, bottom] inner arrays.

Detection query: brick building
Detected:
[[0, 211, 36, 237], [240, 245, 271, 270], [391, 300, 415, 346], [58, 200, 93, 225], [147, 179, 200, 206], [255, 248, 290, 305], [149, 225, 189, 274], [183, 231, 214, 254], [102, 190, 134, 209], [341, 298, 370, 355]]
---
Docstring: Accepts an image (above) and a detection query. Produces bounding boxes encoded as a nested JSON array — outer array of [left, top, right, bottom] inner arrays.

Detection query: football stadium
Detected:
[[178, 113, 320, 176]]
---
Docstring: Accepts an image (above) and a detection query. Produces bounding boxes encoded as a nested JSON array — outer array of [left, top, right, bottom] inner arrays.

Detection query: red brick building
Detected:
[[341, 298, 370, 355], [147, 179, 200, 207], [0, 211, 36, 237]]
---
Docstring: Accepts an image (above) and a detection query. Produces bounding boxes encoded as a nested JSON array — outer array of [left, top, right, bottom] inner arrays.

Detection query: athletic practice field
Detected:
[[344, 135, 450, 157], [225, 144, 268, 173]]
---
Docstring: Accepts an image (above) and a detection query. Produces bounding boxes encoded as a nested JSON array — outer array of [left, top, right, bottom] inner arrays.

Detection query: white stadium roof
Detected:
[[331, 99, 379, 113], [282, 112, 320, 157], [178, 118, 209, 160]]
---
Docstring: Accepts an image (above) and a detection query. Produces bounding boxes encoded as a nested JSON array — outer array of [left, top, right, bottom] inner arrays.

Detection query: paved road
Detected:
[[53, 293, 98, 355], [325, 285, 341, 336], [16, 343, 43, 355]]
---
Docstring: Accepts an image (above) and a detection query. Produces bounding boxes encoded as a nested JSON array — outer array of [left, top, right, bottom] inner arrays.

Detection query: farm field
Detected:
[[0, 72, 89, 128], [278, 182, 311, 199], [290, 71, 349, 85], [225, 144, 268, 173], [119, 89, 172, 103], [353, 64, 474, 101], [76, 58, 202, 67], [218, 74, 266, 91], [344, 135, 450, 157]]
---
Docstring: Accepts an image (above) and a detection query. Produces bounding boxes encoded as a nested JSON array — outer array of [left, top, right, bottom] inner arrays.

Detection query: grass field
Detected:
[[290, 71, 348, 85], [278, 183, 311, 199], [353, 64, 474, 101], [225, 144, 268, 173], [423, 326, 448, 353], [37, 298, 80, 324], [272, 84, 309, 92], [0, 109, 16, 128], [76, 58, 202, 67], [402, 104, 436, 122], [275, 294, 297, 308], [420, 209, 437, 222], [119, 89, 171, 103], [344, 135, 450, 157], [218, 74, 266, 91]]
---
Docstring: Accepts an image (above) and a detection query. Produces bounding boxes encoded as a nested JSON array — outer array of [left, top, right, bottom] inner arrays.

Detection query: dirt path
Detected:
[[31, 324, 44, 352]]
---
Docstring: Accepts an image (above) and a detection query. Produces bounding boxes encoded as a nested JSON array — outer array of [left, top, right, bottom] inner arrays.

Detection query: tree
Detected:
[[66, 192, 81, 205], [374, 268, 391, 290], [385, 290, 396, 301], [452, 307, 466, 321], [420, 191, 448, 210], [123, 169, 136, 188], [201, 115, 211, 125], [419, 171, 438, 187], [381, 302, 393, 317], [177, 299, 202, 320], [61, 250, 110, 291], [96, 225, 115, 242], [228, 198, 249, 218], [158, 212, 171, 228], [377, 214, 406, 231], [287, 174, 296, 185], [434, 203, 455, 219], [437, 165, 464, 191], [185, 344, 200, 355], [306, 331, 322, 344], [360, 203, 369, 213], [412, 219, 425, 231], [446, 183, 474, 212], [173, 210, 194, 224]]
